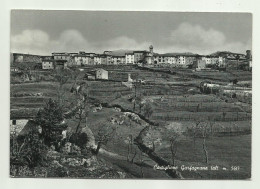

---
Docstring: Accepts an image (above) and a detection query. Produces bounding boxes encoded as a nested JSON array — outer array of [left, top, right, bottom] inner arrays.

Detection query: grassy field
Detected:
[[10, 65, 252, 179]]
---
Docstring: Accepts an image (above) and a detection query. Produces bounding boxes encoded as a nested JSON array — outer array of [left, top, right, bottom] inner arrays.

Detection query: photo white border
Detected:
[[1, 0, 259, 189]]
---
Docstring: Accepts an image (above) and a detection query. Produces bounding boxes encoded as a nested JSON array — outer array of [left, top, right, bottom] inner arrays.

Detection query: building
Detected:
[[106, 55, 112, 65], [96, 68, 108, 80], [100, 54, 108, 64], [144, 45, 154, 64], [73, 54, 90, 66], [52, 52, 70, 61], [111, 55, 125, 64], [134, 51, 146, 63], [55, 60, 68, 70], [94, 55, 102, 65], [125, 53, 134, 64], [201, 56, 212, 65], [218, 56, 226, 67], [42, 59, 55, 69], [197, 59, 206, 69], [12, 53, 42, 63], [177, 55, 186, 65], [42, 59, 67, 70]]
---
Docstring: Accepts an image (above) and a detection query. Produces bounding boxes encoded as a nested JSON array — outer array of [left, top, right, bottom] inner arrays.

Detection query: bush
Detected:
[[69, 132, 89, 149], [10, 128, 48, 169]]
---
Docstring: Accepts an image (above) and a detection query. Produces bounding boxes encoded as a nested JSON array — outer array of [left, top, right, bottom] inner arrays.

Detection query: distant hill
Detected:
[[209, 51, 244, 56], [108, 50, 135, 56]]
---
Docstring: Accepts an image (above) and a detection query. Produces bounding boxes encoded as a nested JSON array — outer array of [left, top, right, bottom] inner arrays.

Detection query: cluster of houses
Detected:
[[11, 46, 252, 71]]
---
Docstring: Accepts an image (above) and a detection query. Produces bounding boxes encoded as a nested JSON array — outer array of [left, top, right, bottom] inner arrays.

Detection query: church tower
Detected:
[[149, 45, 153, 55]]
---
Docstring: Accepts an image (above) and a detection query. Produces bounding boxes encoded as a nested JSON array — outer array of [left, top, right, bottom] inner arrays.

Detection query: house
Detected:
[[96, 68, 108, 80], [201, 56, 212, 65], [94, 55, 102, 65], [42, 59, 55, 69], [177, 55, 186, 65], [111, 55, 125, 64], [52, 52, 70, 61], [42, 59, 67, 70], [197, 59, 206, 69], [134, 51, 146, 63], [73, 54, 90, 66], [125, 53, 134, 64], [55, 60, 68, 70], [100, 54, 108, 64]]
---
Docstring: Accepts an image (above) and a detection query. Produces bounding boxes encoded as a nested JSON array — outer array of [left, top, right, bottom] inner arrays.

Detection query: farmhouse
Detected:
[[96, 68, 108, 80]]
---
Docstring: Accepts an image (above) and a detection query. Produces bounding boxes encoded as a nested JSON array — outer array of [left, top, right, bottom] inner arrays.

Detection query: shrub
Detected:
[[10, 128, 48, 169], [35, 98, 65, 146], [69, 132, 89, 149]]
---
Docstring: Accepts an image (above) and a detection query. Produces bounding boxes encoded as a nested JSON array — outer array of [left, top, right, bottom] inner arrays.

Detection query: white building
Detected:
[[125, 53, 134, 64], [96, 68, 108, 80], [177, 56, 186, 65], [94, 56, 102, 65], [74, 55, 90, 66]]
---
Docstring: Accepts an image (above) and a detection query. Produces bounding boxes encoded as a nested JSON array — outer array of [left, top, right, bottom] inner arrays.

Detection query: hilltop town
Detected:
[[11, 45, 252, 71]]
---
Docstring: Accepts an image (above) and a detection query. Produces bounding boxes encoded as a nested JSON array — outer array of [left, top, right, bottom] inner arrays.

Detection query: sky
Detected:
[[10, 10, 252, 55]]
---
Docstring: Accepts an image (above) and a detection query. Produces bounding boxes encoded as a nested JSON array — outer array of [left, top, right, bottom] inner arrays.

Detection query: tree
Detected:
[[53, 69, 72, 108], [196, 123, 211, 164], [134, 126, 183, 179], [74, 93, 89, 133], [164, 123, 183, 166], [191, 121, 201, 147], [143, 103, 153, 119], [135, 96, 144, 113], [35, 98, 65, 146], [94, 124, 116, 155]]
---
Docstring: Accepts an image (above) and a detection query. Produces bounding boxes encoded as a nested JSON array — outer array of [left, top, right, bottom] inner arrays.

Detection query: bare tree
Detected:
[[192, 121, 201, 147], [165, 124, 182, 166], [169, 136, 178, 166], [94, 125, 116, 155], [198, 123, 210, 164], [134, 126, 183, 179], [126, 135, 133, 162]]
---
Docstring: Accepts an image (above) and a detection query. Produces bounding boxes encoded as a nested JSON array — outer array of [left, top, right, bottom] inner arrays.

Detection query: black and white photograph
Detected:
[[9, 10, 253, 180]]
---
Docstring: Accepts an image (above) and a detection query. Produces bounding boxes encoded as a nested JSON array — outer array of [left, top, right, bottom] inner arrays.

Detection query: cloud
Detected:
[[11, 29, 91, 55], [11, 30, 50, 55], [11, 30, 151, 55], [166, 22, 251, 54], [11, 25, 251, 56], [100, 36, 150, 51]]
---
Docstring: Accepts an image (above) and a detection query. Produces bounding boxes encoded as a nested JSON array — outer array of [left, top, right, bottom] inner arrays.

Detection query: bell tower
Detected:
[[149, 45, 153, 54]]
